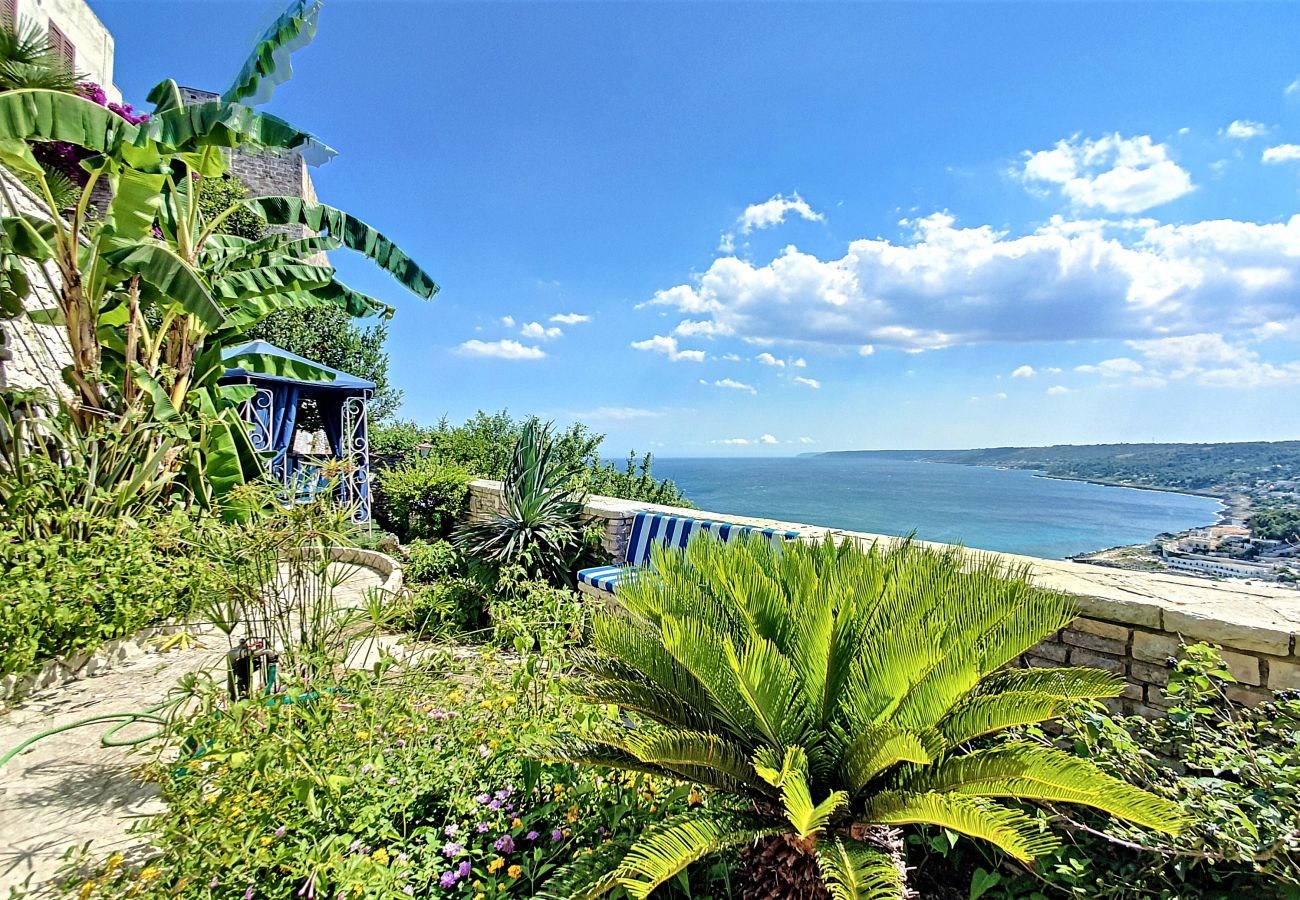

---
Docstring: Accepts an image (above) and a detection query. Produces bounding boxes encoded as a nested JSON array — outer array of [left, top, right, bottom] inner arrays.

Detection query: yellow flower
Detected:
[[475, 895, 486, 900], [487, 857, 505, 873], [372, 847, 389, 865], [78, 880, 95, 900], [260, 836, 273, 847], [355, 731, 370, 741], [106, 854, 124, 870], [507, 865, 522, 879], [138, 868, 160, 883], [688, 790, 702, 806], [510, 817, 523, 828]]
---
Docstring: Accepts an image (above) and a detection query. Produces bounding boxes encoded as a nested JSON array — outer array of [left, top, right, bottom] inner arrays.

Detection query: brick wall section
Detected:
[[466, 479, 1300, 718]]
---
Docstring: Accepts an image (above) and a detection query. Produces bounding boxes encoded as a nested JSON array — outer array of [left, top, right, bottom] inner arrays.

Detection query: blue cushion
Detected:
[[577, 513, 802, 595]]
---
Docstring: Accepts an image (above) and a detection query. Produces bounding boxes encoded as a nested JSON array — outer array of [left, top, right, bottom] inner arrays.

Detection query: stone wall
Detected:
[[23, 0, 121, 102], [466, 479, 1300, 716], [0, 168, 73, 398]]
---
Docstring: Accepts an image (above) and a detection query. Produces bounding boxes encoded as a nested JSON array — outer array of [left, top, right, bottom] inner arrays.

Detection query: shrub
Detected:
[[396, 577, 489, 637], [546, 535, 1185, 899], [453, 420, 588, 586], [404, 538, 464, 584], [373, 456, 471, 543], [0, 515, 212, 676], [487, 567, 588, 652]]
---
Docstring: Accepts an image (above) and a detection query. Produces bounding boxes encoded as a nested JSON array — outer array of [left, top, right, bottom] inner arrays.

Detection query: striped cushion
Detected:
[[576, 512, 802, 596]]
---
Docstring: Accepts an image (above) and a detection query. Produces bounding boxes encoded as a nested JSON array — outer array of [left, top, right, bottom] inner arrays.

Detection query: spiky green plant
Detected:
[[453, 418, 587, 586], [545, 535, 1187, 899]]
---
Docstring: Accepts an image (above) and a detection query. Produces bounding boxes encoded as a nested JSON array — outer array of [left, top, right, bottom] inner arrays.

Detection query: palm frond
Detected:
[[864, 791, 1059, 863], [753, 746, 848, 840], [816, 836, 905, 900], [840, 726, 932, 794], [615, 809, 785, 900]]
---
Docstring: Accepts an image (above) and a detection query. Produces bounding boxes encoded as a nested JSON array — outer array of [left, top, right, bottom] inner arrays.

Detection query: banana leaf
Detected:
[[102, 243, 225, 329], [223, 0, 324, 107], [242, 196, 438, 298], [211, 262, 333, 302], [144, 99, 335, 162], [0, 90, 140, 154]]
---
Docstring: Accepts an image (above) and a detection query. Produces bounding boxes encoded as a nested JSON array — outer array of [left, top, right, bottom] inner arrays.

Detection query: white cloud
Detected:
[[714, 437, 754, 446], [1115, 332, 1300, 387], [1020, 133, 1193, 213], [456, 339, 545, 360], [521, 321, 563, 340], [646, 211, 1300, 353], [994, 392, 1008, 400], [499, 315, 515, 328], [1288, 77, 1300, 96], [674, 319, 732, 338], [550, 312, 591, 325], [1263, 144, 1300, 164], [792, 376, 821, 388], [722, 352, 742, 361], [755, 352, 785, 367], [798, 436, 815, 444], [1222, 120, 1268, 139], [1046, 385, 1070, 395], [718, 232, 736, 254], [792, 357, 807, 367], [1011, 365, 1036, 379], [1074, 357, 1144, 377], [702, 378, 757, 395], [858, 345, 875, 356], [739, 192, 824, 233], [570, 406, 663, 421], [631, 334, 706, 363], [760, 433, 779, 444]]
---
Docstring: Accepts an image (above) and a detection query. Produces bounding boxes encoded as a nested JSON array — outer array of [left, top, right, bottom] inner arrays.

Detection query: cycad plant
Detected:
[[546, 535, 1186, 899], [453, 418, 588, 586]]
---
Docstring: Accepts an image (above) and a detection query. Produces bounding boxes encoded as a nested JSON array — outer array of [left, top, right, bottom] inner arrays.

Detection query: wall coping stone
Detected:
[[467, 480, 1300, 659]]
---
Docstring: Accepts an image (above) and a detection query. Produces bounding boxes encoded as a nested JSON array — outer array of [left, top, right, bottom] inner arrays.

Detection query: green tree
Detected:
[[546, 536, 1185, 899]]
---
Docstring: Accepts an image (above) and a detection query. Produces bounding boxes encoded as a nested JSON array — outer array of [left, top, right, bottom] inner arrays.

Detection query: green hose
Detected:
[[0, 697, 181, 771]]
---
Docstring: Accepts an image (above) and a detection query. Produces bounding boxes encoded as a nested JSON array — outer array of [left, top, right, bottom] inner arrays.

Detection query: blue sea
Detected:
[[649, 456, 1223, 560]]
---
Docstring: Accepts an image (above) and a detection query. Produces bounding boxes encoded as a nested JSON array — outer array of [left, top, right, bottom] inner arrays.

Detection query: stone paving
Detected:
[[0, 563, 386, 899]]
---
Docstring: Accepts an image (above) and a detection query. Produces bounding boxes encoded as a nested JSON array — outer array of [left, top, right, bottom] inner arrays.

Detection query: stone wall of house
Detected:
[[466, 478, 1300, 716], [0, 167, 73, 398], [21, 0, 121, 102]]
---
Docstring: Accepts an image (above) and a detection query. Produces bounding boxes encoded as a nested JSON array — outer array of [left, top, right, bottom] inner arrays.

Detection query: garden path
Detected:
[[0, 563, 385, 899]]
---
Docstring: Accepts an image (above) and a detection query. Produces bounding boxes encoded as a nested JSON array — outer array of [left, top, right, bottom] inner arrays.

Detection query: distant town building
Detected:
[[1164, 553, 1276, 580]]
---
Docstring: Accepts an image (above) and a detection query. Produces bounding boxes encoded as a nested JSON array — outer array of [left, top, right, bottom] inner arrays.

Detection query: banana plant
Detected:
[[0, 0, 437, 510]]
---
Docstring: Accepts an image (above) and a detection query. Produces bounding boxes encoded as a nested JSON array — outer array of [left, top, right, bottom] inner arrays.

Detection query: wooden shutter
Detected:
[[0, 0, 17, 30], [48, 21, 75, 72]]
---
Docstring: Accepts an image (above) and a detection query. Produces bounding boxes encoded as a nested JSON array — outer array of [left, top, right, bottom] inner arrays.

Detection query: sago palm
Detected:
[[545, 535, 1186, 899]]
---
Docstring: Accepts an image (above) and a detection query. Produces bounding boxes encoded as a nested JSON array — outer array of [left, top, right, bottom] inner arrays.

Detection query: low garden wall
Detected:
[[467, 479, 1300, 716]]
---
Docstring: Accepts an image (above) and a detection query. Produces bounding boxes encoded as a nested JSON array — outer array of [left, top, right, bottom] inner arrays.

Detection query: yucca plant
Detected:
[[544, 535, 1187, 899], [453, 418, 588, 586]]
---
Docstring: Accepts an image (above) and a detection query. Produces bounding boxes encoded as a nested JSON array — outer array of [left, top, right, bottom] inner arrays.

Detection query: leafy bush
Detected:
[[908, 643, 1300, 898], [1249, 505, 1300, 542], [373, 456, 471, 543], [0, 515, 212, 676], [395, 578, 489, 637], [547, 535, 1184, 898], [66, 653, 725, 900], [404, 538, 464, 584], [454, 420, 589, 586], [488, 567, 588, 652]]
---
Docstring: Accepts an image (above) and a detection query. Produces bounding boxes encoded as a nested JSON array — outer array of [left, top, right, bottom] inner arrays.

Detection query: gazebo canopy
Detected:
[[221, 340, 376, 392]]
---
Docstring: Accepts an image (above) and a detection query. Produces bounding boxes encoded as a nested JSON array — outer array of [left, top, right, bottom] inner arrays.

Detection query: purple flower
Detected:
[[526, 831, 539, 842], [245, 886, 255, 900], [476, 822, 490, 834], [403, 888, 414, 897], [551, 829, 563, 842], [439, 871, 457, 888], [395, 739, 406, 748], [209, 877, 219, 888], [274, 825, 286, 838], [442, 842, 462, 858], [387, 777, 399, 786], [474, 793, 491, 805], [488, 799, 502, 812], [494, 789, 511, 801], [348, 840, 362, 853], [494, 835, 515, 853], [444, 824, 459, 837], [457, 861, 471, 878], [361, 764, 372, 775]]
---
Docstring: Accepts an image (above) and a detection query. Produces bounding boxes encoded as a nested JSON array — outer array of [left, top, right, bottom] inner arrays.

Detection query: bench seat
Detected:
[[576, 511, 801, 599]]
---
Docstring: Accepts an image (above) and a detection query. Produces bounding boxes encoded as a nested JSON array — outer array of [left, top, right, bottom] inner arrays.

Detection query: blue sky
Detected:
[[97, 1, 1300, 455]]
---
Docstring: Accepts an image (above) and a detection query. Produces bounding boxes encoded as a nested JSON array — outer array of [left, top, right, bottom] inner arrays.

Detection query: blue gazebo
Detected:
[[220, 340, 373, 522]]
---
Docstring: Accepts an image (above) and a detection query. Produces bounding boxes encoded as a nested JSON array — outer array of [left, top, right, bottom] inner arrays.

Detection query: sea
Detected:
[[649, 456, 1224, 560]]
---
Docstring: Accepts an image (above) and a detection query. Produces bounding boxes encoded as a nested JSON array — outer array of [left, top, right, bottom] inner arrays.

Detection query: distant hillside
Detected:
[[817, 441, 1300, 495]]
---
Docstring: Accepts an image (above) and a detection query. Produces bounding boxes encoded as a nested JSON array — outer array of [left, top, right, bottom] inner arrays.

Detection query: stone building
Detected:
[[2, 0, 121, 102]]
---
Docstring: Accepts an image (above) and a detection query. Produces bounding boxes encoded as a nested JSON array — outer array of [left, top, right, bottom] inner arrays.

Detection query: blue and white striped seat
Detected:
[[576, 511, 802, 598]]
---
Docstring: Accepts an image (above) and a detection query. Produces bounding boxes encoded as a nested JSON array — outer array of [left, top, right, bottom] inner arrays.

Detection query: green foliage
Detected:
[[196, 174, 266, 241], [909, 642, 1300, 898], [549, 536, 1185, 897], [1249, 505, 1300, 543], [372, 410, 690, 507], [488, 566, 589, 652], [404, 538, 464, 584], [373, 455, 471, 543], [453, 420, 589, 586], [246, 303, 402, 419], [0, 514, 212, 676], [65, 651, 725, 900], [394, 577, 488, 637]]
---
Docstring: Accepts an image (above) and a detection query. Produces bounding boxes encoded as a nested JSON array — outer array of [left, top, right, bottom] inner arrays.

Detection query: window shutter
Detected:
[[48, 21, 75, 72], [1, 0, 17, 30]]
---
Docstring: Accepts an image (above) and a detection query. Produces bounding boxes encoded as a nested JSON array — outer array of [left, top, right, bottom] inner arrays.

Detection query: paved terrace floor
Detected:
[[0, 563, 386, 899]]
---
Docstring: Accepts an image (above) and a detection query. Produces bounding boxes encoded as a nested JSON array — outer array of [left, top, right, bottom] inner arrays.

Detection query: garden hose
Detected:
[[0, 696, 184, 771]]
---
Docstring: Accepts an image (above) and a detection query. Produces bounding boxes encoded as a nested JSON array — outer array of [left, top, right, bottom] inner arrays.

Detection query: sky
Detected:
[[96, 0, 1300, 456]]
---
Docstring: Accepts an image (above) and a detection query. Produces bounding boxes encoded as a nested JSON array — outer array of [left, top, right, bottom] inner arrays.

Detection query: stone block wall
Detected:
[[465, 479, 1300, 717]]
